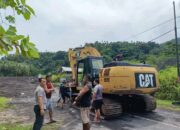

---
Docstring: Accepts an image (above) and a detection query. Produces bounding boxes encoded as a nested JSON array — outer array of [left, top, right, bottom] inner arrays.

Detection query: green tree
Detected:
[[0, 0, 39, 58]]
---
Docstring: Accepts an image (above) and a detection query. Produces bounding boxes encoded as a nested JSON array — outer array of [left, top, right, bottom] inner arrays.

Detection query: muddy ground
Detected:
[[0, 77, 180, 130]]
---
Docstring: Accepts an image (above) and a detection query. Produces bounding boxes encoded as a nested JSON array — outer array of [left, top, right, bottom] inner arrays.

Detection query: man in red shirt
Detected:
[[45, 74, 55, 123]]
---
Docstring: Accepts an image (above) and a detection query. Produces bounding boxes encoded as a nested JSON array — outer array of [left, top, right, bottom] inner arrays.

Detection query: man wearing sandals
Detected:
[[92, 79, 103, 123], [45, 74, 56, 123]]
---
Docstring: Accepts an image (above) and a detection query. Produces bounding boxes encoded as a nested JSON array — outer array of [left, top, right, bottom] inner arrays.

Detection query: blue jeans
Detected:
[[33, 105, 44, 130]]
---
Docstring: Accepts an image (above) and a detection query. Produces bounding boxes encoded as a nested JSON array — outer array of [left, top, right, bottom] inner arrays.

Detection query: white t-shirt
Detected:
[[94, 84, 103, 100], [34, 85, 47, 109]]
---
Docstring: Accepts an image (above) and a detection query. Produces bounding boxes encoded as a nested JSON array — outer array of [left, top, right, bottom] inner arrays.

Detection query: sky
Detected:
[[15, 0, 180, 52]]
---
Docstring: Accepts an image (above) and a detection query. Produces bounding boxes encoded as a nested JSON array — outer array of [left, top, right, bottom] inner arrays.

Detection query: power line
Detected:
[[148, 29, 174, 42], [126, 16, 180, 41], [148, 27, 180, 42]]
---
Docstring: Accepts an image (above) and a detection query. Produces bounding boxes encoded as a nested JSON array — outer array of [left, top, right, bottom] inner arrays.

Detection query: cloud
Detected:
[[16, 0, 180, 51]]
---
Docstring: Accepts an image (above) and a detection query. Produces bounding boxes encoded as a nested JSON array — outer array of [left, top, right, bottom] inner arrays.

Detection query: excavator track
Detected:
[[143, 94, 156, 112], [131, 94, 156, 112], [101, 98, 122, 119]]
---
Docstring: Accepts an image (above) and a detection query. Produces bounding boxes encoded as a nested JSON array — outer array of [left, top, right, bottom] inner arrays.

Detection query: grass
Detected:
[[0, 97, 10, 111], [42, 122, 62, 130], [157, 99, 180, 111], [0, 122, 61, 130], [0, 124, 32, 130]]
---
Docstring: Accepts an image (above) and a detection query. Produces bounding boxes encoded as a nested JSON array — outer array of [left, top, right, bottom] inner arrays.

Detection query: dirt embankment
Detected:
[[0, 77, 37, 98], [0, 77, 37, 124]]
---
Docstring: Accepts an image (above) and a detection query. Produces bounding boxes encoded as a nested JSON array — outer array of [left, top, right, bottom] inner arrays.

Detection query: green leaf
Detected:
[[27, 49, 39, 58], [15, 7, 21, 15], [12, 35, 24, 41], [6, 26, 17, 36], [16, 0, 20, 5], [5, 15, 15, 23], [25, 5, 35, 15], [20, 38, 28, 51], [1, 49, 8, 55], [23, 9, 31, 20], [0, 0, 6, 8], [15, 46, 20, 55], [8, 45, 13, 51], [20, 45, 28, 57], [21, 0, 25, 5], [2, 37, 12, 45], [0, 25, 5, 35]]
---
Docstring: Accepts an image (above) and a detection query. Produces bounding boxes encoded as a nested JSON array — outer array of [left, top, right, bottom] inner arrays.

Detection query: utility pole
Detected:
[[173, 1, 180, 81]]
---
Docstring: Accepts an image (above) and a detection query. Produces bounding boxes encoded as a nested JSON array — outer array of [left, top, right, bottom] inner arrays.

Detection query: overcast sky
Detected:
[[16, 0, 180, 52]]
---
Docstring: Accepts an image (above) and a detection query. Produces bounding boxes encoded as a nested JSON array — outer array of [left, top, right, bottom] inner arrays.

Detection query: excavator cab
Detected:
[[77, 56, 103, 87]]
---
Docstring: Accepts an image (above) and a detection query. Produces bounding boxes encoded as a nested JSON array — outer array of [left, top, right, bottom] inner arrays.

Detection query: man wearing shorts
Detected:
[[45, 74, 55, 123], [73, 74, 92, 130], [92, 79, 103, 123]]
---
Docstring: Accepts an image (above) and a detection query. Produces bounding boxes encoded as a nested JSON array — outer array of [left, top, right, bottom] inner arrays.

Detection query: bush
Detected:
[[0, 97, 9, 110], [51, 73, 66, 83], [0, 61, 41, 76], [156, 67, 180, 100]]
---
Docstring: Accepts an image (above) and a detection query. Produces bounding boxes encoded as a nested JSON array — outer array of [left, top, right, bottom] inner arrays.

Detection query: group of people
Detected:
[[33, 74, 103, 130], [33, 74, 56, 130], [57, 79, 76, 109], [73, 74, 103, 130]]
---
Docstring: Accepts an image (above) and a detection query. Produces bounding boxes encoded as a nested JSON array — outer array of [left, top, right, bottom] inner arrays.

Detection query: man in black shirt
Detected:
[[73, 74, 92, 130]]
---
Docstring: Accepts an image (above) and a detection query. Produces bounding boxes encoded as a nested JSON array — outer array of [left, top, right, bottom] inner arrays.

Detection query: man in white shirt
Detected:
[[33, 78, 47, 130]]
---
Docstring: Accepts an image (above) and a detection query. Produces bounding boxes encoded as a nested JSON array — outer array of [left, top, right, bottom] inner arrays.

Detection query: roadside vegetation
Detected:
[[0, 124, 32, 130], [156, 67, 180, 100], [1, 39, 179, 75], [0, 123, 61, 130], [157, 99, 180, 111], [0, 97, 10, 111]]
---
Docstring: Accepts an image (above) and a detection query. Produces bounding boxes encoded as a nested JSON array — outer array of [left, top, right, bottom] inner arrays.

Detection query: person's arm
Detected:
[[37, 90, 45, 116], [50, 83, 55, 91], [92, 86, 98, 101], [74, 85, 90, 103], [44, 85, 51, 93], [38, 96, 43, 110], [44, 83, 54, 93]]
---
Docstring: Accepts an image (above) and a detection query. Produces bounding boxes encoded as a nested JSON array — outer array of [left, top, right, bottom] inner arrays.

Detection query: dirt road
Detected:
[[0, 77, 179, 130]]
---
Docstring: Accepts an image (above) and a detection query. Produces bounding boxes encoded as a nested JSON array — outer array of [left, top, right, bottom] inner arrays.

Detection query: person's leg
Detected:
[[80, 108, 90, 130], [97, 100, 103, 121], [61, 94, 66, 109], [93, 101, 98, 121], [33, 106, 44, 130], [48, 99, 55, 122], [84, 123, 90, 130], [94, 109, 98, 121], [49, 109, 53, 122], [33, 106, 38, 130], [96, 109, 101, 121]]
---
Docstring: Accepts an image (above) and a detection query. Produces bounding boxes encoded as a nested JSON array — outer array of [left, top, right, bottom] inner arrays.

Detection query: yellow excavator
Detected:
[[68, 46, 159, 119]]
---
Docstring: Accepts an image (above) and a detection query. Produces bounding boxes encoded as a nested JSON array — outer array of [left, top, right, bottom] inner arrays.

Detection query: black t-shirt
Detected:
[[79, 82, 92, 107]]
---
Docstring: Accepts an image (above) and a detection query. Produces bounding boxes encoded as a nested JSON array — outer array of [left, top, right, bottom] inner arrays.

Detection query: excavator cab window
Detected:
[[77, 62, 84, 87], [91, 58, 103, 79], [77, 56, 103, 87]]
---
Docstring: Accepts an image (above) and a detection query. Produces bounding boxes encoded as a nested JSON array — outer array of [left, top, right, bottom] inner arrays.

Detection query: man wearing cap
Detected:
[[45, 74, 56, 123]]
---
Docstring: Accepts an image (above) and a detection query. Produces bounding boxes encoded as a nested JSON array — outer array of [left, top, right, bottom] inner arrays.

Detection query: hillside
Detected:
[[0, 39, 179, 76]]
